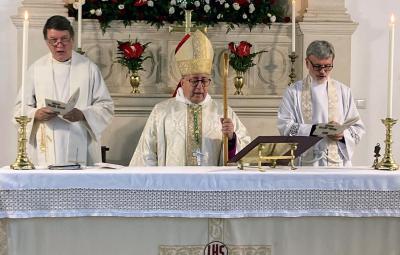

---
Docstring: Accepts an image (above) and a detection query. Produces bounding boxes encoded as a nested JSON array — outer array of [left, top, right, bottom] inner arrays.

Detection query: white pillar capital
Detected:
[[301, 0, 352, 22]]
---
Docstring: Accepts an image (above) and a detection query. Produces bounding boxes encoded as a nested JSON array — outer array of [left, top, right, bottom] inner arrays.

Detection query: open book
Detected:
[[313, 117, 360, 137], [45, 88, 80, 115]]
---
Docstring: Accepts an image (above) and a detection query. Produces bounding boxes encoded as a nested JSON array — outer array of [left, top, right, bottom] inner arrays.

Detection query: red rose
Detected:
[[228, 42, 236, 54], [131, 42, 145, 59], [134, 0, 147, 6], [118, 42, 136, 59], [236, 41, 252, 57]]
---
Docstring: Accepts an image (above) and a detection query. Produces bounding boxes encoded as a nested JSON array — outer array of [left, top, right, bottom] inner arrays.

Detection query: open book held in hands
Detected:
[[45, 88, 80, 115], [313, 117, 360, 137]]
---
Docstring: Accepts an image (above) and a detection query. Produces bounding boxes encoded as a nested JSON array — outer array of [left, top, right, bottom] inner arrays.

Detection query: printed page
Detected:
[[45, 88, 80, 115], [313, 117, 360, 137]]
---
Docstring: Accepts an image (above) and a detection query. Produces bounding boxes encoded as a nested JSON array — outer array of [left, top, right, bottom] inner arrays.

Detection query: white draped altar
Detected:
[[0, 166, 399, 255]]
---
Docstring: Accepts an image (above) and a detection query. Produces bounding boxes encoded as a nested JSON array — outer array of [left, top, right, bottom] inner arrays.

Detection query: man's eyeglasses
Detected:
[[47, 37, 72, 46], [187, 78, 212, 88], [307, 58, 333, 72]]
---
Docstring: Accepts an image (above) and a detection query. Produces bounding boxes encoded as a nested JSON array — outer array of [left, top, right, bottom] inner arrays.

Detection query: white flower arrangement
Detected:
[[67, 0, 285, 33]]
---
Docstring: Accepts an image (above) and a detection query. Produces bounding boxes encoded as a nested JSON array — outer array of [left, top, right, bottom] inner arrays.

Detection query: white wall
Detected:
[[346, 0, 400, 165], [0, 1, 19, 166], [1, 0, 398, 167]]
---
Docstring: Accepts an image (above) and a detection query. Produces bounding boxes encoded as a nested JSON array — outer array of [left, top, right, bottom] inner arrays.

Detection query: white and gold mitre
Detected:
[[175, 30, 214, 76]]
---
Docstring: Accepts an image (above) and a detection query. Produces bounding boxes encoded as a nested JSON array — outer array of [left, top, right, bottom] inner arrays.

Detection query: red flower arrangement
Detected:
[[228, 41, 266, 72], [117, 39, 151, 74]]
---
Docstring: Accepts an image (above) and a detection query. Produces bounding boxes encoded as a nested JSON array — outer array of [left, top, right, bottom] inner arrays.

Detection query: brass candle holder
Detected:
[[288, 51, 297, 86], [375, 118, 398, 171], [10, 116, 35, 170]]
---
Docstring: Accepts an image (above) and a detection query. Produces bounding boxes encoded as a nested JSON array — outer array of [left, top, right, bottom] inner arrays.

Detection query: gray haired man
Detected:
[[277, 40, 365, 167]]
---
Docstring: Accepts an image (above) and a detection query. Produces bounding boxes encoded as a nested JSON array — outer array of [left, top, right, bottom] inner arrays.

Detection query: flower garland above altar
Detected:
[[65, 0, 288, 33]]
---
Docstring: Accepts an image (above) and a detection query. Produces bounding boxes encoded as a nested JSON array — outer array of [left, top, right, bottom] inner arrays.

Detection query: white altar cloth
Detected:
[[1, 166, 400, 255], [0, 166, 399, 218]]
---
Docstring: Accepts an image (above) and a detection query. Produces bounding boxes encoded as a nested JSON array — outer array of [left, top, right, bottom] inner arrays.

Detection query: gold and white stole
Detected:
[[186, 104, 203, 166], [301, 75, 341, 165]]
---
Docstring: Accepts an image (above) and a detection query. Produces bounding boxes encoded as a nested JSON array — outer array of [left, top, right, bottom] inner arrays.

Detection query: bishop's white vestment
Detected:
[[15, 51, 114, 166], [130, 88, 251, 166], [277, 76, 365, 166]]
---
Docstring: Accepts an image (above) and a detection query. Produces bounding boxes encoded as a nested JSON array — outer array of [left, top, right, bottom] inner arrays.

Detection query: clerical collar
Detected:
[[52, 57, 72, 65], [175, 87, 211, 106]]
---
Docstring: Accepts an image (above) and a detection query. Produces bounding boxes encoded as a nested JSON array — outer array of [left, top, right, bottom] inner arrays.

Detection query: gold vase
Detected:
[[129, 72, 141, 94], [234, 71, 244, 95]]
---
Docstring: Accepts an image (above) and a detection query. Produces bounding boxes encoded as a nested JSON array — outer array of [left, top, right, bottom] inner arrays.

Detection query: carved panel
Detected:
[[72, 21, 297, 96], [159, 246, 203, 255], [229, 245, 272, 255], [159, 245, 271, 255]]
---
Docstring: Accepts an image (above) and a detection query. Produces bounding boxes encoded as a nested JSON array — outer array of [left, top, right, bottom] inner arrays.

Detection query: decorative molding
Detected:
[[298, 22, 358, 35]]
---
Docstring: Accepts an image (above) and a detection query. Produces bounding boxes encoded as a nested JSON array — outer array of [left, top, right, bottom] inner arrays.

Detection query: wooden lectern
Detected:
[[229, 136, 321, 171]]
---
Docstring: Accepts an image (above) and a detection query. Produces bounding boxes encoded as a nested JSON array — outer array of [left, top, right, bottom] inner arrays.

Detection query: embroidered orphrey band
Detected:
[[186, 105, 202, 166]]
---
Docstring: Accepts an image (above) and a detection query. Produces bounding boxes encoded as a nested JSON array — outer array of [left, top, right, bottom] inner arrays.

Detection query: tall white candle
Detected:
[[387, 14, 395, 118], [21, 11, 29, 116], [77, 0, 82, 49], [291, 0, 296, 53]]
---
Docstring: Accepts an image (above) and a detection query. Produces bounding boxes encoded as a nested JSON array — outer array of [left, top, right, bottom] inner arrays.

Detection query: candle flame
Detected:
[[24, 11, 29, 20], [390, 14, 395, 24]]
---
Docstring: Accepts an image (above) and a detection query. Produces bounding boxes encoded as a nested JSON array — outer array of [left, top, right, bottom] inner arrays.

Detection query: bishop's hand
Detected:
[[220, 118, 234, 140]]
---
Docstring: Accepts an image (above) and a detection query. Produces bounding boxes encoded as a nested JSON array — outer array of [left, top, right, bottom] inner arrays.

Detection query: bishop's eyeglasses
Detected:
[[187, 78, 212, 88], [307, 58, 334, 72]]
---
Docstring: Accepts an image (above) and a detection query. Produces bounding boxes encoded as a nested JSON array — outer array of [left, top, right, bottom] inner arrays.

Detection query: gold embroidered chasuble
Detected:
[[130, 88, 251, 166]]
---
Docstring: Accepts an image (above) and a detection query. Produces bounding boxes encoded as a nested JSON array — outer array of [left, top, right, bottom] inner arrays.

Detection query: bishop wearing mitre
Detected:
[[130, 30, 251, 166]]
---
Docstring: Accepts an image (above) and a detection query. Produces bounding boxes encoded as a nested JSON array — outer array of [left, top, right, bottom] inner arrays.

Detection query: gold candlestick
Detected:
[[376, 118, 398, 171], [288, 52, 297, 86], [10, 116, 35, 170]]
